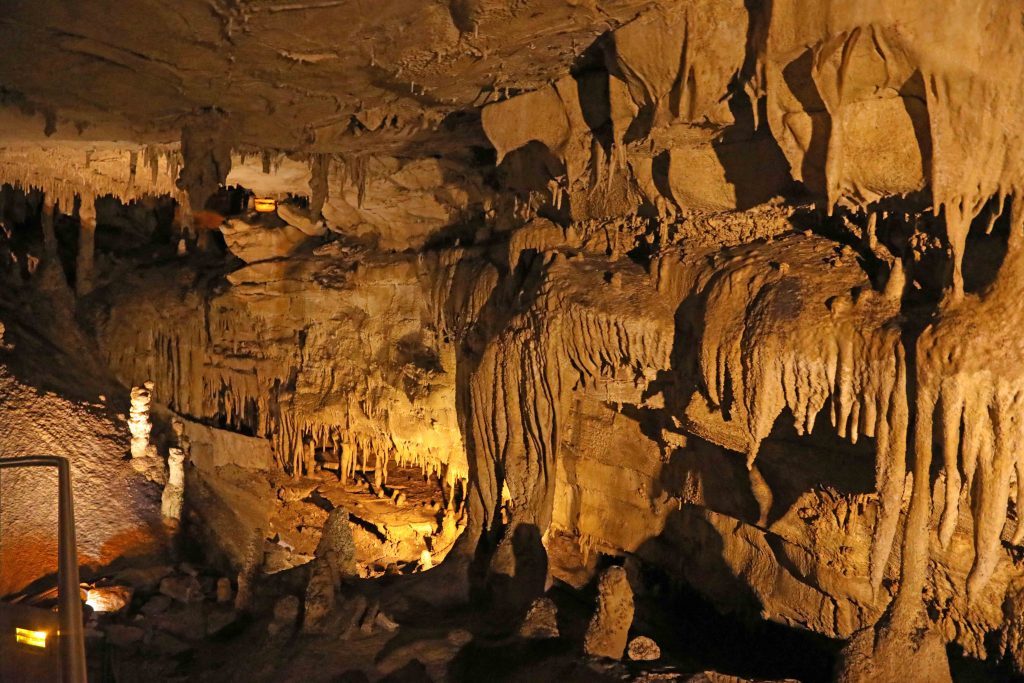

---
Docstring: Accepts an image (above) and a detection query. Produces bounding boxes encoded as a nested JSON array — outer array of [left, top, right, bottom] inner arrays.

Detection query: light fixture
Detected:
[[254, 198, 277, 213], [15, 627, 48, 648]]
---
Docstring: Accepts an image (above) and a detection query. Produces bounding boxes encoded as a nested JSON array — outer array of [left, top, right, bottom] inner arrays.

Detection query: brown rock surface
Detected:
[[5, 1, 1024, 680], [584, 566, 635, 660]]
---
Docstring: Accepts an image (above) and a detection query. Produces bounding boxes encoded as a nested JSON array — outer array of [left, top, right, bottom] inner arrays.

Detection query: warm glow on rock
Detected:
[[85, 585, 132, 613], [15, 627, 47, 648]]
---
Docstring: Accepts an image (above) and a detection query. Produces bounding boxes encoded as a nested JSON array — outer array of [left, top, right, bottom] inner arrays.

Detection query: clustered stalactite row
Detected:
[[466, 250, 675, 533], [672, 235, 908, 595], [472, 2, 1024, 658], [94, 248, 478, 498]]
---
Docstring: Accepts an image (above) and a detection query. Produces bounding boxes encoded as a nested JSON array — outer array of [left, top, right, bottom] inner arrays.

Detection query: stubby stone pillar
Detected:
[[128, 380, 165, 483], [160, 447, 185, 521], [583, 566, 634, 660], [128, 382, 154, 460]]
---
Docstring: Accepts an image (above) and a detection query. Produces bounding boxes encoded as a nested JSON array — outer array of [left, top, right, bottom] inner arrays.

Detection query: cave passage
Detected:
[[3, 2, 1024, 682]]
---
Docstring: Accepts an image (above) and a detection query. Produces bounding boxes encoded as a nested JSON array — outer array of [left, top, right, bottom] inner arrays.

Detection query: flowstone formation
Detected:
[[4, 0, 1024, 680]]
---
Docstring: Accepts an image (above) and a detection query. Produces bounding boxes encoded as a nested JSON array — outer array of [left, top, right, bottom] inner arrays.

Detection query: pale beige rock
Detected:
[[627, 635, 661, 661], [85, 585, 133, 613], [277, 202, 327, 237], [584, 566, 634, 660], [181, 418, 275, 472], [220, 218, 311, 263]]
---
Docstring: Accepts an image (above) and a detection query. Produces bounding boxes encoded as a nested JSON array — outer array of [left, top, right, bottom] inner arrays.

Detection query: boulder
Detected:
[[277, 202, 328, 237], [115, 565, 173, 592], [206, 606, 239, 637], [139, 594, 172, 616], [152, 604, 207, 641], [220, 217, 310, 263], [627, 635, 661, 661], [583, 566, 634, 660], [518, 597, 559, 639], [268, 595, 300, 637], [85, 585, 133, 613], [104, 624, 145, 649], [159, 574, 204, 604], [148, 631, 191, 656]]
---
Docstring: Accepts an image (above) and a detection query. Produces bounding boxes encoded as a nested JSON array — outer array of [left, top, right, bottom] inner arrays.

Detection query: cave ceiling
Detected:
[[0, 0, 651, 151]]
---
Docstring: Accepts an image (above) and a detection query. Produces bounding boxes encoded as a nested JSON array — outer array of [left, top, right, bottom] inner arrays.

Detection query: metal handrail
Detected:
[[0, 455, 87, 683]]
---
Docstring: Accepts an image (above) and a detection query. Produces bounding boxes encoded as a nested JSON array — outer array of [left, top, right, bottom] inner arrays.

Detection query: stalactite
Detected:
[[909, 197, 1024, 601], [0, 144, 185, 207], [686, 235, 907, 590], [467, 251, 674, 533]]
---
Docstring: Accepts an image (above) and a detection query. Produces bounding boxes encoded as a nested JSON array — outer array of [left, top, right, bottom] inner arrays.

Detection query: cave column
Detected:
[[76, 195, 96, 296], [34, 194, 72, 294], [40, 194, 58, 260]]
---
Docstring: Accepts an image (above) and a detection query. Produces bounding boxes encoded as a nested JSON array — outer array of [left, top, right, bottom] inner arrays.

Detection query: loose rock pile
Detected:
[[88, 562, 241, 671]]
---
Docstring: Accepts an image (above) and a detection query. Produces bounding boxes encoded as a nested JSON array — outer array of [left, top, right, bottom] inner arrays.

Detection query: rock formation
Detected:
[[628, 636, 661, 662], [584, 566, 635, 660], [160, 447, 185, 522], [3, 0, 1024, 680]]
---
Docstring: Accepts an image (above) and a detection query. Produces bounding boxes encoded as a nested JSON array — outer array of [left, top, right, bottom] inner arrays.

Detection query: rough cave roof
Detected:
[[0, 0, 653, 150]]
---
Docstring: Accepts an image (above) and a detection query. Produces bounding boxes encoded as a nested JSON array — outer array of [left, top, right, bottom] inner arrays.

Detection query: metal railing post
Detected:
[[0, 455, 87, 683]]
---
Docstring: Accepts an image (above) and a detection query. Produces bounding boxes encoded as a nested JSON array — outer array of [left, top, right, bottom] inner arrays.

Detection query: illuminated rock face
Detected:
[[128, 383, 154, 459], [0, 361, 164, 596], [4, 0, 1024, 677]]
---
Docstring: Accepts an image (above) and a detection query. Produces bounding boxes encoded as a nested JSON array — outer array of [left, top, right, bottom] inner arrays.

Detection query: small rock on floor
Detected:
[[628, 635, 661, 661], [160, 575, 204, 604]]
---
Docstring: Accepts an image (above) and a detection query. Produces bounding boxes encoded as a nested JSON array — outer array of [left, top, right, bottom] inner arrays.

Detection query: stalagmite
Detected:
[[128, 380, 165, 484], [40, 195, 58, 260], [160, 447, 185, 521], [128, 382, 154, 460]]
